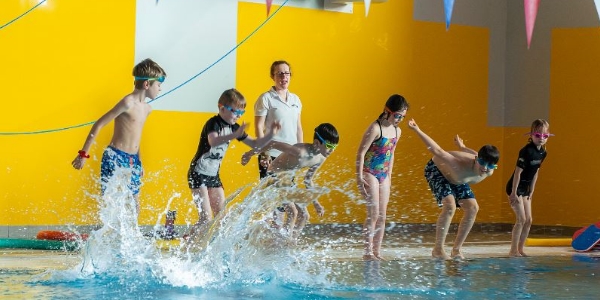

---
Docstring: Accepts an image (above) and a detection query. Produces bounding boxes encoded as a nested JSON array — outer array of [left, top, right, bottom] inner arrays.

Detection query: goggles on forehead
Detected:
[[315, 131, 337, 150], [477, 157, 498, 170], [134, 76, 165, 83], [219, 104, 245, 116], [531, 132, 553, 139], [384, 107, 405, 120]]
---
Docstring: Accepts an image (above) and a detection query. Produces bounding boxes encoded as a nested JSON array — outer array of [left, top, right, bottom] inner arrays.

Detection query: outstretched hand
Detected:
[[235, 121, 249, 138], [269, 120, 282, 136], [454, 134, 466, 149], [241, 150, 254, 166], [407, 118, 419, 130], [71, 156, 86, 170]]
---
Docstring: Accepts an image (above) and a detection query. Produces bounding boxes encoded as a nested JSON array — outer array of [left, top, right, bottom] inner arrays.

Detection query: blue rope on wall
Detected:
[[0, 0, 289, 136], [0, 0, 47, 31]]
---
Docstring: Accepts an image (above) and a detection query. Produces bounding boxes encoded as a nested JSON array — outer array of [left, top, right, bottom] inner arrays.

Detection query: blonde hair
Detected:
[[133, 58, 166, 89], [529, 119, 550, 150], [218, 88, 246, 109]]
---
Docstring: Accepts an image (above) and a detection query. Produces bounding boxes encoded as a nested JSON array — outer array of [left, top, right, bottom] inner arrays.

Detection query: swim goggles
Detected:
[[384, 107, 406, 120], [476, 157, 498, 170], [134, 76, 165, 83], [315, 131, 337, 150], [531, 132, 553, 139], [219, 104, 245, 116]]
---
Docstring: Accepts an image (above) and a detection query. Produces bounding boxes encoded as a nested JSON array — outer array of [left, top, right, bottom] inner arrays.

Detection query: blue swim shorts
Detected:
[[100, 146, 142, 195], [424, 160, 475, 207]]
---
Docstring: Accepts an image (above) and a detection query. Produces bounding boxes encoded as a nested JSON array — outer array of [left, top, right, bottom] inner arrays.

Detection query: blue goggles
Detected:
[[220, 104, 245, 116], [477, 157, 498, 170], [315, 131, 337, 150], [134, 76, 165, 83]]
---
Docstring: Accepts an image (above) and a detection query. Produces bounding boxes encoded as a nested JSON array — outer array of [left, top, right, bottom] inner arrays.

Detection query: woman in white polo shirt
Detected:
[[254, 60, 304, 179]]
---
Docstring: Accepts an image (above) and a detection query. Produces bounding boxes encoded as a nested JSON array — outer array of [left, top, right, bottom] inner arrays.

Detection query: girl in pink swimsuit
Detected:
[[356, 94, 409, 260]]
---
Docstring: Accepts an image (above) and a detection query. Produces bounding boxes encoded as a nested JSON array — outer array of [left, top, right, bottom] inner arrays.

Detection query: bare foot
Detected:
[[432, 248, 450, 260], [451, 249, 465, 259], [508, 251, 522, 257], [373, 253, 387, 261], [518, 251, 529, 257], [363, 254, 380, 261]]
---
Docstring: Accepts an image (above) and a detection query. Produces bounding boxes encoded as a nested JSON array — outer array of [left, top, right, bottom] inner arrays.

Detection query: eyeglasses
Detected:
[[531, 132, 552, 139], [477, 157, 498, 170], [315, 131, 337, 150], [274, 72, 292, 77], [220, 104, 245, 116], [385, 107, 406, 120], [134, 76, 165, 83]]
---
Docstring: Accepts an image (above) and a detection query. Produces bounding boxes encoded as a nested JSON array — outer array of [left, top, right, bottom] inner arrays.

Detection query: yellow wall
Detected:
[[1, 1, 597, 228]]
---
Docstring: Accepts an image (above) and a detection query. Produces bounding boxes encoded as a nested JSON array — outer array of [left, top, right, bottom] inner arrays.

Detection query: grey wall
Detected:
[[415, 0, 600, 127]]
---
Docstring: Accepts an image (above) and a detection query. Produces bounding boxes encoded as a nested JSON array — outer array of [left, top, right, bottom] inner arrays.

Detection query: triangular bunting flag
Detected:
[[444, 0, 455, 30], [524, 0, 540, 49], [266, 0, 273, 16], [364, 0, 372, 17]]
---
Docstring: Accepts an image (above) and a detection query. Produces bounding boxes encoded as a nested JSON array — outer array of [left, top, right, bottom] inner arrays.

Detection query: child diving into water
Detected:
[[242, 123, 339, 239]]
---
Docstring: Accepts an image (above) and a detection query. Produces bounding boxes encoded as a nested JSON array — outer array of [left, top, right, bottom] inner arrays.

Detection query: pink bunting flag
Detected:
[[444, 0, 455, 30], [524, 0, 540, 49], [266, 0, 273, 16]]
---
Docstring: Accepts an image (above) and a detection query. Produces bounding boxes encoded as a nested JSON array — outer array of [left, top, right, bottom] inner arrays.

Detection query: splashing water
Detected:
[[42, 168, 335, 290]]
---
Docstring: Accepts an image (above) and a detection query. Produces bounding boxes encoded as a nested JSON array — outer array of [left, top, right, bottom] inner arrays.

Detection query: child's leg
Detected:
[[293, 204, 310, 239], [362, 174, 380, 259], [208, 187, 226, 216], [451, 198, 479, 259], [283, 203, 298, 234], [509, 195, 526, 256], [188, 187, 211, 238], [433, 196, 457, 259], [373, 177, 391, 258], [518, 196, 533, 255]]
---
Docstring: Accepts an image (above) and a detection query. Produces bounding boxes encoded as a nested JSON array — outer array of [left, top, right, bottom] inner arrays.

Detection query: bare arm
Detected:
[[207, 122, 249, 147], [242, 122, 281, 150], [296, 112, 304, 143], [254, 115, 266, 138], [304, 163, 325, 217], [453, 135, 478, 155], [406, 119, 452, 159], [508, 166, 524, 204], [529, 169, 540, 198], [355, 123, 379, 197], [72, 98, 132, 169]]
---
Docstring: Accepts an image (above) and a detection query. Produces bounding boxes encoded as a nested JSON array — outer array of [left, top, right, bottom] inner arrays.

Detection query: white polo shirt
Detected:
[[254, 87, 302, 157]]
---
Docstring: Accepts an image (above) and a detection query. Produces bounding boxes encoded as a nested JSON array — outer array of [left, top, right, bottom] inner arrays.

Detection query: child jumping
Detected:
[[72, 58, 166, 217], [356, 94, 409, 260], [242, 123, 339, 239], [186, 88, 279, 239], [506, 119, 550, 257], [408, 119, 499, 259]]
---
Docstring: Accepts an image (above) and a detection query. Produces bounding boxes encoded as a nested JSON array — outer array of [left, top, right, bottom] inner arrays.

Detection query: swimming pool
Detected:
[[1, 249, 599, 299], [1, 180, 598, 299]]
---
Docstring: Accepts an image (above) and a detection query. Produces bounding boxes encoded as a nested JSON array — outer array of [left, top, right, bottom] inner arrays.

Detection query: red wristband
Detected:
[[78, 150, 90, 158]]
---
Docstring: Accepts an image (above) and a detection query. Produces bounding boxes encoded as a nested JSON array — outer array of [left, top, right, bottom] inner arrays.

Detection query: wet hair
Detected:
[[528, 119, 550, 150], [378, 94, 410, 119], [478, 145, 500, 165], [270, 60, 292, 77], [133, 58, 166, 89], [314, 123, 339, 145], [218, 88, 246, 109]]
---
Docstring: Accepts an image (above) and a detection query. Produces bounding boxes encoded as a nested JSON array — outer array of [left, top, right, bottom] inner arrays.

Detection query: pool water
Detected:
[[1, 174, 599, 299], [1, 253, 599, 299]]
